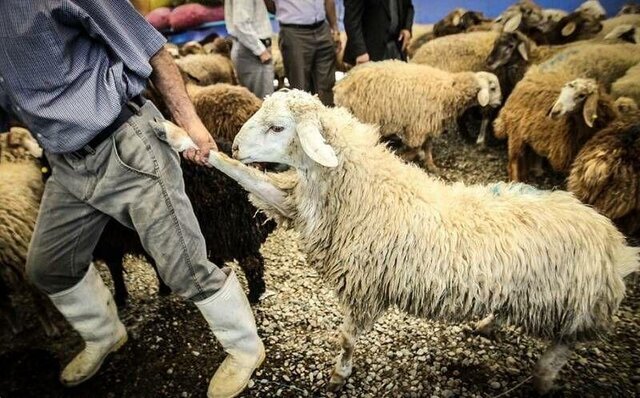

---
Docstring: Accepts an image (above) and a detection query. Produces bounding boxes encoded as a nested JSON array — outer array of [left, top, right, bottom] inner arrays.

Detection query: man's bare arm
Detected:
[[149, 47, 216, 165]]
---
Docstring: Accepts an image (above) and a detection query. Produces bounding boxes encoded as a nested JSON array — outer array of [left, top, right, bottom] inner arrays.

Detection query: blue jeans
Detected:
[[26, 101, 227, 301]]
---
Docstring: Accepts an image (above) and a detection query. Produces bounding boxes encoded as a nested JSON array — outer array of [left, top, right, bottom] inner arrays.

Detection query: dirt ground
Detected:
[[1, 131, 639, 398]]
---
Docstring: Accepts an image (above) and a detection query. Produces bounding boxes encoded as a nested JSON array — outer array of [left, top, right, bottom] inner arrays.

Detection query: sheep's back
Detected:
[[538, 44, 640, 89], [175, 54, 237, 86], [410, 31, 500, 72], [611, 63, 640, 104]]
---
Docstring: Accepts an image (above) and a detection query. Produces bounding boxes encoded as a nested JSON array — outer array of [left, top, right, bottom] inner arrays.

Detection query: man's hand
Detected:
[[331, 29, 342, 53], [259, 49, 272, 64], [182, 120, 217, 166], [356, 53, 370, 64], [398, 29, 411, 53]]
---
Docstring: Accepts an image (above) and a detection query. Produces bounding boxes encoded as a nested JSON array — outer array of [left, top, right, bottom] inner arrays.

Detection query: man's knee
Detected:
[[25, 247, 54, 293]]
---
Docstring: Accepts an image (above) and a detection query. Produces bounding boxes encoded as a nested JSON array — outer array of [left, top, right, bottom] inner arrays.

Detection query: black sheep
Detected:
[[41, 141, 276, 308]]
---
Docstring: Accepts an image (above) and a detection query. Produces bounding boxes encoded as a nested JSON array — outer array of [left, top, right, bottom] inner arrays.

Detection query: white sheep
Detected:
[[333, 60, 501, 171], [185, 90, 638, 395]]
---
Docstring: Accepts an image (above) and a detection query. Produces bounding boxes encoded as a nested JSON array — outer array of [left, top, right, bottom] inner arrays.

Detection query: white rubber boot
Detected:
[[49, 264, 128, 386], [196, 270, 265, 398]]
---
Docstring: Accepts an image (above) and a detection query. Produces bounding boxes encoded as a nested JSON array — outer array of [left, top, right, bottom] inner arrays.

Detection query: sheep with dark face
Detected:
[[190, 89, 639, 395], [407, 9, 489, 57], [618, 2, 640, 15]]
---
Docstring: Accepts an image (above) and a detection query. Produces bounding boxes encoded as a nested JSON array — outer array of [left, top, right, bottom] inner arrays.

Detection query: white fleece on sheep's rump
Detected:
[[265, 107, 639, 341]]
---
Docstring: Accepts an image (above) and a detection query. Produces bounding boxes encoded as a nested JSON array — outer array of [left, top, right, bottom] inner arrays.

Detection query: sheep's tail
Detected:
[[618, 245, 640, 278]]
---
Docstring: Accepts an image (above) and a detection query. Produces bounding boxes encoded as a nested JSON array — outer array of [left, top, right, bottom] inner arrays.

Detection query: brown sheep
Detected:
[[494, 73, 618, 181], [568, 114, 640, 236], [186, 83, 262, 143]]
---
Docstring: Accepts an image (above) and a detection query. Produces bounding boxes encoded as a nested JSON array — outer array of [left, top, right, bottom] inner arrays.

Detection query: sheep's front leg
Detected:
[[476, 117, 490, 147], [207, 151, 292, 218], [328, 314, 361, 391], [421, 137, 438, 173], [473, 313, 496, 337]]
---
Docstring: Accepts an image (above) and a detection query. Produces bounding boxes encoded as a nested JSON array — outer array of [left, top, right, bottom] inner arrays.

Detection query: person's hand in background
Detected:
[[356, 52, 370, 64], [259, 49, 272, 63], [398, 29, 411, 53]]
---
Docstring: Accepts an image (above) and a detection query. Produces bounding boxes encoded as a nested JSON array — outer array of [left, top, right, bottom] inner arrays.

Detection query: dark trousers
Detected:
[[279, 21, 336, 106]]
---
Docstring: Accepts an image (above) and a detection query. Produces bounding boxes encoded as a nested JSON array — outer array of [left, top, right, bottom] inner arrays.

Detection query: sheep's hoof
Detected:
[[425, 164, 440, 175], [532, 375, 563, 395], [327, 374, 347, 392]]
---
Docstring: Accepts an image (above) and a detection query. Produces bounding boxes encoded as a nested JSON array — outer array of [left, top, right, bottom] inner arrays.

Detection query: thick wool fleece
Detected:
[[0, 162, 43, 275], [334, 60, 481, 147], [612, 64, 640, 105], [568, 116, 640, 235], [175, 53, 237, 86], [253, 102, 639, 340], [187, 83, 262, 143], [410, 31, 500, 72]]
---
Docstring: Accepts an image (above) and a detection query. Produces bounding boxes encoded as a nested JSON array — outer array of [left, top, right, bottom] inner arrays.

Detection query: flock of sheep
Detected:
[[1, 0, 640, 395]]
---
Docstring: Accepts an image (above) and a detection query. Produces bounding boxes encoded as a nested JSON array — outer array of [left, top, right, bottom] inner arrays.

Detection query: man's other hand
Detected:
[[259, 50, 272, 64], [183, 122, 217, 166]]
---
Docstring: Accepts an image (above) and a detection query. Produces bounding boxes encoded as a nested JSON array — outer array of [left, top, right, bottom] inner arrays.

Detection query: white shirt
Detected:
[[274, 0, 326, 25], [225, 0, 273, 56]]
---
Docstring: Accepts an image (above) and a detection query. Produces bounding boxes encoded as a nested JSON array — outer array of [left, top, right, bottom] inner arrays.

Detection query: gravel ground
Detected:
[[1, 131, 638, 398]]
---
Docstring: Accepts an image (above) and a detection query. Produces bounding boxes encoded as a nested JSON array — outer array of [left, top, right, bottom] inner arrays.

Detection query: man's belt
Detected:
[[280, 20, 325, 30], [69, 95, 145, 159]]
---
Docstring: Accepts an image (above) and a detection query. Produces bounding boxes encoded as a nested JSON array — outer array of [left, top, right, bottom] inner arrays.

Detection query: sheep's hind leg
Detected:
[[532, 342, 572, 395], [328, 311, 380, 392]]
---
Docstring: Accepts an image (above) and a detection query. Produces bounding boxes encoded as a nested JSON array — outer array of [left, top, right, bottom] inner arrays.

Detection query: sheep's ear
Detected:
[[561, 21, 577, 37], [583, 92, 599, 127], [296, 118, 338, 168], [477, 86, 490, 107], [453, 13, 461, 26], [517, 42, 529, 61], [503, 13, 522, 32]]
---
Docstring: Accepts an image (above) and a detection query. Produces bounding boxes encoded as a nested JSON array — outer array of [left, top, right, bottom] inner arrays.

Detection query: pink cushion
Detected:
[[146, 7, 172, 30], [169, 4, 224, 31]]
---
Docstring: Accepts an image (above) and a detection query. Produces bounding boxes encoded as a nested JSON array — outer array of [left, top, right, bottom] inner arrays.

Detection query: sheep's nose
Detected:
[[231, 143, 239, 159]]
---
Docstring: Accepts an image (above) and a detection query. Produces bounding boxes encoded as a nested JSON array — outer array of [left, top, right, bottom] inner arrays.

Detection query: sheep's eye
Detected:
[[270, 126, 284, 133]]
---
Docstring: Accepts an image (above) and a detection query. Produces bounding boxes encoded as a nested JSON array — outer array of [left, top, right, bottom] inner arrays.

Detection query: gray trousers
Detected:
[[279, 22, 336, 106], [26, 101, 227, 301], [231, 39, 274, 99]]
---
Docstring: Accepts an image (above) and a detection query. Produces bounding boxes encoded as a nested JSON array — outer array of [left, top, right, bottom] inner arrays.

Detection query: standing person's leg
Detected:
[[26, 169, 122, 387], [311, 23, 337, 106], [91, 101, 264, 398], [279, 27, 315, 92], [231, 40, 274, 99]]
